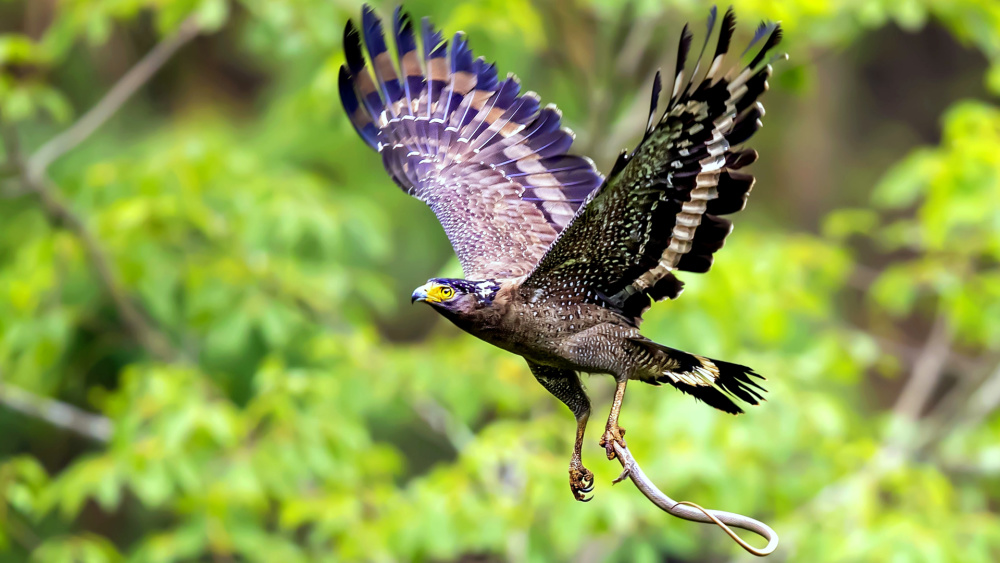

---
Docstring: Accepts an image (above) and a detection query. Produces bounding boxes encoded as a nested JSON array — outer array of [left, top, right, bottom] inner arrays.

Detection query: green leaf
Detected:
[[36, 85, 73, 124], [0, 34, 47, 66], [195, 0, 230, 32], [822, 208, 880, 240], [872, 148, 940, 209]]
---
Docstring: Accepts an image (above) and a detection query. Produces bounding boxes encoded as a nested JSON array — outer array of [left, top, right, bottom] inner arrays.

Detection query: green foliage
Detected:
[[1, 0, 999, 561], [856, 101, 1000, 344]]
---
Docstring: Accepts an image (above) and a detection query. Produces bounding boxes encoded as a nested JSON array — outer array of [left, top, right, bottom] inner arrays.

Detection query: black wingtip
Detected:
[[706, 5, 718, 35], [749, 23, 783, 69], [338, 65, 378, 149], [645, 70, 662, 136], [421, 15, 447, 59], [670, 23, 693, 102], [715, 6, 737, 58], [678, 22, 693, 59], [343, 19, 365, 73], [338, 64, 353, 106], [744, 21, 782, 69], [392, 5, 411, 35]]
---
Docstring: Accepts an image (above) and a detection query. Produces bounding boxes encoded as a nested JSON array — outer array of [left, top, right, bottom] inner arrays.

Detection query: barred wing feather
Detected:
[[523, 8, 784, 324], [339, 5, 603, 280]]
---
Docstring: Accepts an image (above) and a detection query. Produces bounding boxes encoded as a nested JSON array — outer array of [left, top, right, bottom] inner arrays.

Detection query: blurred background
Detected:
[[0, 0, 998, 561]]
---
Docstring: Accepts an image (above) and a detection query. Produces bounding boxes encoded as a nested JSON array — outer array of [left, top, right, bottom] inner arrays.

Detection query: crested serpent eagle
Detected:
[[340, 5, 783, 501]]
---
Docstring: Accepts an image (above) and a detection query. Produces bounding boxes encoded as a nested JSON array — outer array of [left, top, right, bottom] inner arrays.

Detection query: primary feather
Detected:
[[339, 5, 603, 280], [522, 7, 785, 324]]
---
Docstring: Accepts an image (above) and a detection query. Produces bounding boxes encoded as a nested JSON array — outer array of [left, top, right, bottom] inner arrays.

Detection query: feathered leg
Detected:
[[599, 376, 628, 460], [527, 361, 594, 501]]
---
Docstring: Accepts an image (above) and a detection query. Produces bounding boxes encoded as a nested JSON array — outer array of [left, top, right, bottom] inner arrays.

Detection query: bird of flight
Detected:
[[340, 4, 782, 501]]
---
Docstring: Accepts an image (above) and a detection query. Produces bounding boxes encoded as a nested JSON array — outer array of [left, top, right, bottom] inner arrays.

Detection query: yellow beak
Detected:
[[411, 283, 439, 304]]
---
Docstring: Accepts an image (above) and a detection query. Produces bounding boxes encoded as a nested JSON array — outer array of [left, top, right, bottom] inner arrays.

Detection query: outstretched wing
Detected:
[[339, 6, 603, 280], [521, 8, 783, 323]]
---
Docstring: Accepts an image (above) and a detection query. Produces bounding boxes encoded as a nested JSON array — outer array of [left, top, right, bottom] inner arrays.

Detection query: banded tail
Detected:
[[630, 338, 765, 414]]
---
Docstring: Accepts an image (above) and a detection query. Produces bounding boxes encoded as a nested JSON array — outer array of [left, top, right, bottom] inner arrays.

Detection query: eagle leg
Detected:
[[526, 361, 594, 501], [599, 377, 628, 461], [568, 411, 594, 501]]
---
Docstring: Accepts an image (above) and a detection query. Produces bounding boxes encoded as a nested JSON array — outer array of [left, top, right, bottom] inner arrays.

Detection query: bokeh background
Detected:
[[0, 0, 999, 561]]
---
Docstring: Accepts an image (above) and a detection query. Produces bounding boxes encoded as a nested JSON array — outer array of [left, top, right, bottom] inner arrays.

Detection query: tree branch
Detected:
[[0, 382, 111, 442], [0, 122, 178, 362], [921, 360, 1000, 449], [0, 18, 203, 363], [412, 396, 475, 451], [779, 310, 959, 558], [26, 16, 200, 182], [890, 312, 952, 423], [865, 330, 980, 375], [611, 442, 779, 557], [954, 361, 1000, 429], [864, 310, 953, 471]]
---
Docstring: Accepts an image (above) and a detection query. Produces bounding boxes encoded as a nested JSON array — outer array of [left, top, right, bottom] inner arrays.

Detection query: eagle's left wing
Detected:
[[339, 6, 603, 280], [521, 9, 784, 322]]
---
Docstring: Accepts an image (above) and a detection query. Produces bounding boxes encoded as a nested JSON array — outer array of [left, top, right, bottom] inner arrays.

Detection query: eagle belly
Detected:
[[458, 295, 640, 375]]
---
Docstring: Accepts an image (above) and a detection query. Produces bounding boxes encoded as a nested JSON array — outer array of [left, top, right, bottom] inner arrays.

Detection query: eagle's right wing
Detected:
[[339, 6, 603, 281], [521, 8, 784, 323]]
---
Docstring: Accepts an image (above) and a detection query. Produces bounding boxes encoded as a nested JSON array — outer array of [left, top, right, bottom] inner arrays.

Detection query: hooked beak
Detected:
[[411, 283, 435, 304]]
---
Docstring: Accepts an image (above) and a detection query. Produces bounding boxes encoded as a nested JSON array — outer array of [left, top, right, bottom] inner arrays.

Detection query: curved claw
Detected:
[[569, 464, 595, 502]]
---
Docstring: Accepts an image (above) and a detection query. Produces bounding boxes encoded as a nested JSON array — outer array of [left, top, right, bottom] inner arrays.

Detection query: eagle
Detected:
[[340, 5, 782, 501]]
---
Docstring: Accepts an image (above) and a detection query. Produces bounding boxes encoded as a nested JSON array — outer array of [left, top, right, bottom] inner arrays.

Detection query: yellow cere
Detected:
[[427, 285, 455, 302]]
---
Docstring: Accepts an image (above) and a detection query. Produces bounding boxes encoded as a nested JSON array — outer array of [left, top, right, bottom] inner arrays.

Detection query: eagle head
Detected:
[[411, 278, 500, 315]]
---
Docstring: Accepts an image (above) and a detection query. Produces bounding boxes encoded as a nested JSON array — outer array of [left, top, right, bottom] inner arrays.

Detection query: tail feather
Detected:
[[630, 339, 766, 415]]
